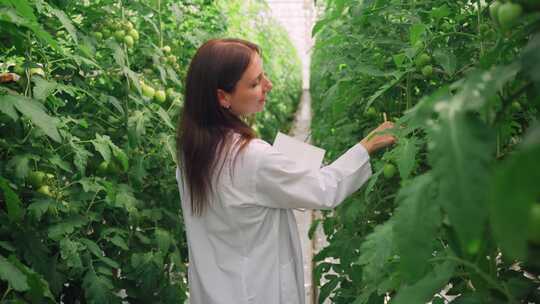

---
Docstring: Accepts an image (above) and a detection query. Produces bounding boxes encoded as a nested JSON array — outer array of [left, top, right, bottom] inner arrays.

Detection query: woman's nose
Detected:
[[265, 78, 272, 92]]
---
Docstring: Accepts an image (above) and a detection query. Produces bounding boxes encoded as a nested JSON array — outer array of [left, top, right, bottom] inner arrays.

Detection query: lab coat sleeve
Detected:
[[253, 141, 372, 210]]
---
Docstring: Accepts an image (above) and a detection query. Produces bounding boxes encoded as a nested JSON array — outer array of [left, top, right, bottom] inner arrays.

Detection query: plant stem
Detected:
[[158, 0, 163, 48], [1, 286, 11, 302], [477, 0, 484, 56], [405, 72, 411, 111]]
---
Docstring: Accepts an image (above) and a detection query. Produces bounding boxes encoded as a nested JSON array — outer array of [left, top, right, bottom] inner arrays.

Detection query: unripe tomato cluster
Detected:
[[415, 53, 433, 78], [94, 19, 139, 48], [489, 1, 524, 31], [27, 170, 56, 197], [87, 16, 183, 108], [137, 44, 181, 105], [138, 80, 176, 104], [159, 45, 180, 69]]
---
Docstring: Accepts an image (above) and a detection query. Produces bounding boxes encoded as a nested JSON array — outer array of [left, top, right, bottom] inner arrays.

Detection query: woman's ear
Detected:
[[217, 89, 231, 109]]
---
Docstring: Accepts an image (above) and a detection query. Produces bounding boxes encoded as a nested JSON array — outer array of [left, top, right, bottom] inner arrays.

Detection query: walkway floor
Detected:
[[266, 1, 333, 303], [287, 90, 333, 304], [288, 89, 315, 303]]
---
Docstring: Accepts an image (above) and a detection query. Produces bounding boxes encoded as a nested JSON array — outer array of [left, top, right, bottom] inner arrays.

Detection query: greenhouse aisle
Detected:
[[266, 1, 332, 304], [287, 89, 316, 304]]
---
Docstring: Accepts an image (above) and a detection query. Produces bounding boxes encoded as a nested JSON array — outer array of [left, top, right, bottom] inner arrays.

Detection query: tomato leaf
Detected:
[[393, 173, 440, 283], [433, 49, 457, 76], [409, 23, 427, 47], [92, 134, 112, 163], [156, 106, 174, 130], [2, 93, 61, 142], [489, 136, 540, 259], [0, 254, 29, 291], [82, 267, 116, 304], [154, 228, 172, 253], [356, 220, 395, 284], [32, 76, 57, 101], [50, 8, 78, 44], [0, 176, 24, 222], [391, 260, 455, 304]]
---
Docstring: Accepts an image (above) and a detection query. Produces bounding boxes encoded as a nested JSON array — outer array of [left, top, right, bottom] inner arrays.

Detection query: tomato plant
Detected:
[[310, 0, 540, 303], [0, 0, 301, 302]]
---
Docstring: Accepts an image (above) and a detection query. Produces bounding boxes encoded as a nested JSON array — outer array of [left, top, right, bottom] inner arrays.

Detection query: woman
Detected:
[[175, 38, 396, 304]]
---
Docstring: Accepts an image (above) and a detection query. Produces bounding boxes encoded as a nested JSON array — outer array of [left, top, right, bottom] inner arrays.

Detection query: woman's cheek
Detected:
[[250, 87, 260, 100]]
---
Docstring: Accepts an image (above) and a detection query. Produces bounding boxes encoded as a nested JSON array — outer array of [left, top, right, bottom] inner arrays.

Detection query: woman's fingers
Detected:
[[377, 121, 395, 130], [360, 121, 399, 154], [375, 134, 396, 149]]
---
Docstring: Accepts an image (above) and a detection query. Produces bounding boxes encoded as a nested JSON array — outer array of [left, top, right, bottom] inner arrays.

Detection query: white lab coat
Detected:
[[175, 132, 372, 304]]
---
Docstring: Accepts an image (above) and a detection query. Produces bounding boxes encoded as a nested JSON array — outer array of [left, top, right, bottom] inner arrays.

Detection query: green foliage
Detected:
[[0, 0, 301, 302], [310, 0, 540, 303]]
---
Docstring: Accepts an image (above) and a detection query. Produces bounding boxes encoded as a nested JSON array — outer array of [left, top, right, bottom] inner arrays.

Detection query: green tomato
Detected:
[[413, 41, 424, 50], [167, 55, 177, 64], [498, 2, 523, 30], [28, 171, 46, 188], [529, 204, 540, 245], [154, 90, 167, 103], [107, 160, 123, 175], [37, 185, 52, 197], [172, 97, 183, 107], [93, 31, 103, 40], [114, 30, 126, 42], [479, 24, 490, 34], [128, 29, 139, 40], [142, 84, 155, 99], [162, 45, 172, 53], [110, 21, 121, 30], [29, 67, 45, 77], [97, 161, 109, 175], [123, 21, 134, 31], [511, 101, 522, 112], [421, 65, 433, 77], [415, 53, 431, 68], [102, 28, 112, 38], [364, 106, 378, 119], [383, 163, 397, 179], [44, 173, 55, 185], [166, 88, 176, 100], [490, 1, 503, 26], [123, 35, 134, 47]]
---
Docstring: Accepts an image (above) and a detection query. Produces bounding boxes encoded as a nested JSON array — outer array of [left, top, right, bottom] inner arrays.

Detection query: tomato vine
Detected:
[[310, 1, 540, 303]]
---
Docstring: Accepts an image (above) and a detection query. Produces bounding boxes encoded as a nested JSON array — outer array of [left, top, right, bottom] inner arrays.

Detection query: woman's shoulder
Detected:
[[230, 131, 271, 152], [248, 137, 271, 150]]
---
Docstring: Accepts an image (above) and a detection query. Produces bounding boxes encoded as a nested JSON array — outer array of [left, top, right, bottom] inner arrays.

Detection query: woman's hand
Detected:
[[359, 121, 397, 155]]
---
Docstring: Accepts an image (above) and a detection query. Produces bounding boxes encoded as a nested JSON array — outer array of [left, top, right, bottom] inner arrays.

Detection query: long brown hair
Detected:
[[176, 38, 260, 216]]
